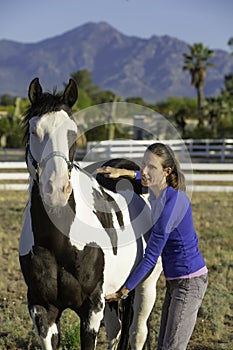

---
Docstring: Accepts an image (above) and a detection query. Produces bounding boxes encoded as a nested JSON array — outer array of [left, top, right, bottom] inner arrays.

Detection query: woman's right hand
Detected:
[[96, 166, 136, 179]]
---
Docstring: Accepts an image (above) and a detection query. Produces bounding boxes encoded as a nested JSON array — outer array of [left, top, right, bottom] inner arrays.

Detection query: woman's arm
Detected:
[[124, 189, 188, 290], [97, 166, 137, 179]]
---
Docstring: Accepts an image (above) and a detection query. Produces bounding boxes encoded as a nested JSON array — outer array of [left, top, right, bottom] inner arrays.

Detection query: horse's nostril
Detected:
[[45, 180, 53, 194], [63, 181, 72, 195]]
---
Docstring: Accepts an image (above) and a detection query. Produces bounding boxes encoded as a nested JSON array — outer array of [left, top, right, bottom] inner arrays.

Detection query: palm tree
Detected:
[[227, 37, 233, 53], [183, 43, 215, 127]]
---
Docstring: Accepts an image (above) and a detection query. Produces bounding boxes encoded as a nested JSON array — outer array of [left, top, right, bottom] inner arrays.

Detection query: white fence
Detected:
[[1, 139, 233, 163], [0, 161, 233, 192], [85, 139, 233, 163]]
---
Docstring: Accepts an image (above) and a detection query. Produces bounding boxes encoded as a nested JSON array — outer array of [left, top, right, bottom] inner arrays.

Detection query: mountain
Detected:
[[0, 21, 233, 103]]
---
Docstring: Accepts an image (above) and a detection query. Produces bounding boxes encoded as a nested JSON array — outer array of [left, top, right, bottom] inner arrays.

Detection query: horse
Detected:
[[19, 77, 163, 350]]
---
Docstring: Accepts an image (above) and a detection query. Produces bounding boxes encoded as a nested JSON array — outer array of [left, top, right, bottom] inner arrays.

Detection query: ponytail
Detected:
[[166, 157, 186, 192]]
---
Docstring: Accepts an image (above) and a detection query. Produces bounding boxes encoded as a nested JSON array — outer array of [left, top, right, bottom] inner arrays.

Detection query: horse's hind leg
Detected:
[[129, 258, 162, 350], [29, 304, 61, 350]]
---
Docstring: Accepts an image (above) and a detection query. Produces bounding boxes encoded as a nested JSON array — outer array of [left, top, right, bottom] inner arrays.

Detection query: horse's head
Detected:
[[25, 77, 78, 207]]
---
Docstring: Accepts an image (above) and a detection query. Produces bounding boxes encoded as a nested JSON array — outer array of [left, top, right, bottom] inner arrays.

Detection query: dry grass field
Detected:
[[0, 190, 232, 349]]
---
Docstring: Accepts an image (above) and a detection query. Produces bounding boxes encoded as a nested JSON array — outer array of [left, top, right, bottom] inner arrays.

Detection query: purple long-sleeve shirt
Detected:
[[125, 186, 206, 290]]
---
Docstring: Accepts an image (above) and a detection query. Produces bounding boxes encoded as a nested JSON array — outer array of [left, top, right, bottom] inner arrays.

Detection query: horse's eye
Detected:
[[31, 127, 38, 136]]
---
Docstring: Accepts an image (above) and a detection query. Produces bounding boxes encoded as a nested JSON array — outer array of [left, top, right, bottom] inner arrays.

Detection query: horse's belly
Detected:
[[69, 207, 145, 293], [102, 240, 144, 294]]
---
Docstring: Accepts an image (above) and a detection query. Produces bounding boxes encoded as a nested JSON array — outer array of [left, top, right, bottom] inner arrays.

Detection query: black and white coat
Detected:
[[19, 78, 162, 350]]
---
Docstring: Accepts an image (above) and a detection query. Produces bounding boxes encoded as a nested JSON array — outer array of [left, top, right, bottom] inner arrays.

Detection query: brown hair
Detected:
[[147, 142, 186, 192]]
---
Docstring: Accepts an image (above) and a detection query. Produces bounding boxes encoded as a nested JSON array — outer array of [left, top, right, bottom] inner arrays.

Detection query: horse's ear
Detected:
[[28, 77, 43, 104], [63, 79, 78, 108]]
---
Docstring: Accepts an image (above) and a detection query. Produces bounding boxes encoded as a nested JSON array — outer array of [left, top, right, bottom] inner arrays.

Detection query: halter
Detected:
[[26, 142, 74, 183]]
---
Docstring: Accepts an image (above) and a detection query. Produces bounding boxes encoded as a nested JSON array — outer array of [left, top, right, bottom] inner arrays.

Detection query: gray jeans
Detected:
[[158, 273, 208, 350]]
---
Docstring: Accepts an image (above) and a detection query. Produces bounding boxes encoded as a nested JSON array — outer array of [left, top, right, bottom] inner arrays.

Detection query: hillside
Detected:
[[0, 21, 233, 102]]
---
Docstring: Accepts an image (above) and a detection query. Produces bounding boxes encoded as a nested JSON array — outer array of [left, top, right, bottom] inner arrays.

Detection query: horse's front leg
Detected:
[[129, 257, 163, 350], [29, 304, 61, 350], [104, 301, 122, 350], [79, 294, 105, 350]]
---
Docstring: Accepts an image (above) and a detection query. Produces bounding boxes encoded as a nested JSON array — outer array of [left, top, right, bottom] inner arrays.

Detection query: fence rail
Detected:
[[0, 161, 233, 192], [0, 148, 25, 161], [85, 139, 233, 163], [1, 139, 233, 163]]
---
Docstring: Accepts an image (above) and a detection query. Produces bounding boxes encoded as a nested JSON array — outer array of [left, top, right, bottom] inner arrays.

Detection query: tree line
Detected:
[[0, 41, 233, 148]]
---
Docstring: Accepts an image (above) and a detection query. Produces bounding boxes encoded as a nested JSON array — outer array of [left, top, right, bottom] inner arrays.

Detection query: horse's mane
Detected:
[[23, 90, 73, 141], [95, 158, 143, 195]]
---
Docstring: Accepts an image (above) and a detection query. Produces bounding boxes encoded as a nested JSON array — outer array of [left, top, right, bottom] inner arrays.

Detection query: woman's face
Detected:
[[140, 150, 168, 190]]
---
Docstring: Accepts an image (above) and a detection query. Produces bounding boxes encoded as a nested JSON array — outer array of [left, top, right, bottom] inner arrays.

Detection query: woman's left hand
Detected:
[[105, 292, 121, 302], [105, 286, 130, 302]]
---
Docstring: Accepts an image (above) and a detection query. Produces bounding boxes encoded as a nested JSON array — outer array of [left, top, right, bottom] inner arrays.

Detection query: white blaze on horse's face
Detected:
[[29, 109, 77, 207]]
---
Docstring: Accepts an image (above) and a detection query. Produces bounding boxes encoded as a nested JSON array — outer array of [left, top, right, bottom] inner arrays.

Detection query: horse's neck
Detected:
[[30, 181, 75, 251], [71, 166, 102, 203]]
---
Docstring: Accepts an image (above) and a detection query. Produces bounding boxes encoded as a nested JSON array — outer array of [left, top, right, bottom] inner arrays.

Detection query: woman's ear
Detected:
[[164, 167, 172, 177]]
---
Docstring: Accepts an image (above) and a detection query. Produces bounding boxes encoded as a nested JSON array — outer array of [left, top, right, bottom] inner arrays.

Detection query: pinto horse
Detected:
[[19, 78, 162, 350]]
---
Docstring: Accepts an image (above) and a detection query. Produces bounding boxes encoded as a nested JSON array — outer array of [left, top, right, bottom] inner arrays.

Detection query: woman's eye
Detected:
[[149, 165, 156, 170]]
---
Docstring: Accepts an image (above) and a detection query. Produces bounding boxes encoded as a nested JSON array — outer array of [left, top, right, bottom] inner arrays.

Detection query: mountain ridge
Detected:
[[0, 21, 233, 103]]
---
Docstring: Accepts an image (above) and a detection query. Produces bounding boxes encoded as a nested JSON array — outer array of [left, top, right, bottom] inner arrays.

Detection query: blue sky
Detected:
[[1, 0, 232, 51]]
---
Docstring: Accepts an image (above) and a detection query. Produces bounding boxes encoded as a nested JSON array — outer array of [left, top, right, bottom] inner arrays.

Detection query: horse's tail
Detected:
[[117, 290, 135, 350]]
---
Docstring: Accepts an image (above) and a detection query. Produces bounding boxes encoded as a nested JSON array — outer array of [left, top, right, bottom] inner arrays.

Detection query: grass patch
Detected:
[[0, 190, 232, 349], [60, 310, 81, 349]]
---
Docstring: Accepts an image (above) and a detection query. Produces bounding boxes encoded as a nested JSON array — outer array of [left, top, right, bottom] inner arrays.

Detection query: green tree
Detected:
[[0, 97, 30, 148], [92, 90, 118, 105], [183, 43, 215, 127], [72, 89, 92, 111], [125, 97, 148, 106], [224, 73, 233, 93], [155, 97, 197, 137], [219, 74, 233, 136], [0, 116, 10, 144], [71, 70, 99, 98], [0, 113, 24, 148], [155, 97, 197, 117], [0, 94, 16, 106], [202, 74, 233, 138], [227, 37, 233, 53]]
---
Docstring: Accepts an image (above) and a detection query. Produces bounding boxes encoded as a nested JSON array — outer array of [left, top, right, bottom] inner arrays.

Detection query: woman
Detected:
[[97, 142, 208, 350]]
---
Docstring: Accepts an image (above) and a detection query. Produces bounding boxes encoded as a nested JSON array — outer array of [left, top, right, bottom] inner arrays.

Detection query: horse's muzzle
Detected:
[[42, 179, 72, 208]]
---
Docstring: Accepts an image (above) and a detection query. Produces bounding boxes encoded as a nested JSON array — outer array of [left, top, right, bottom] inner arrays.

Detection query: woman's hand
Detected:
[[105, 292, 122, 302], [97, 166, 136, 179], [105, 286, 130, 302]]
